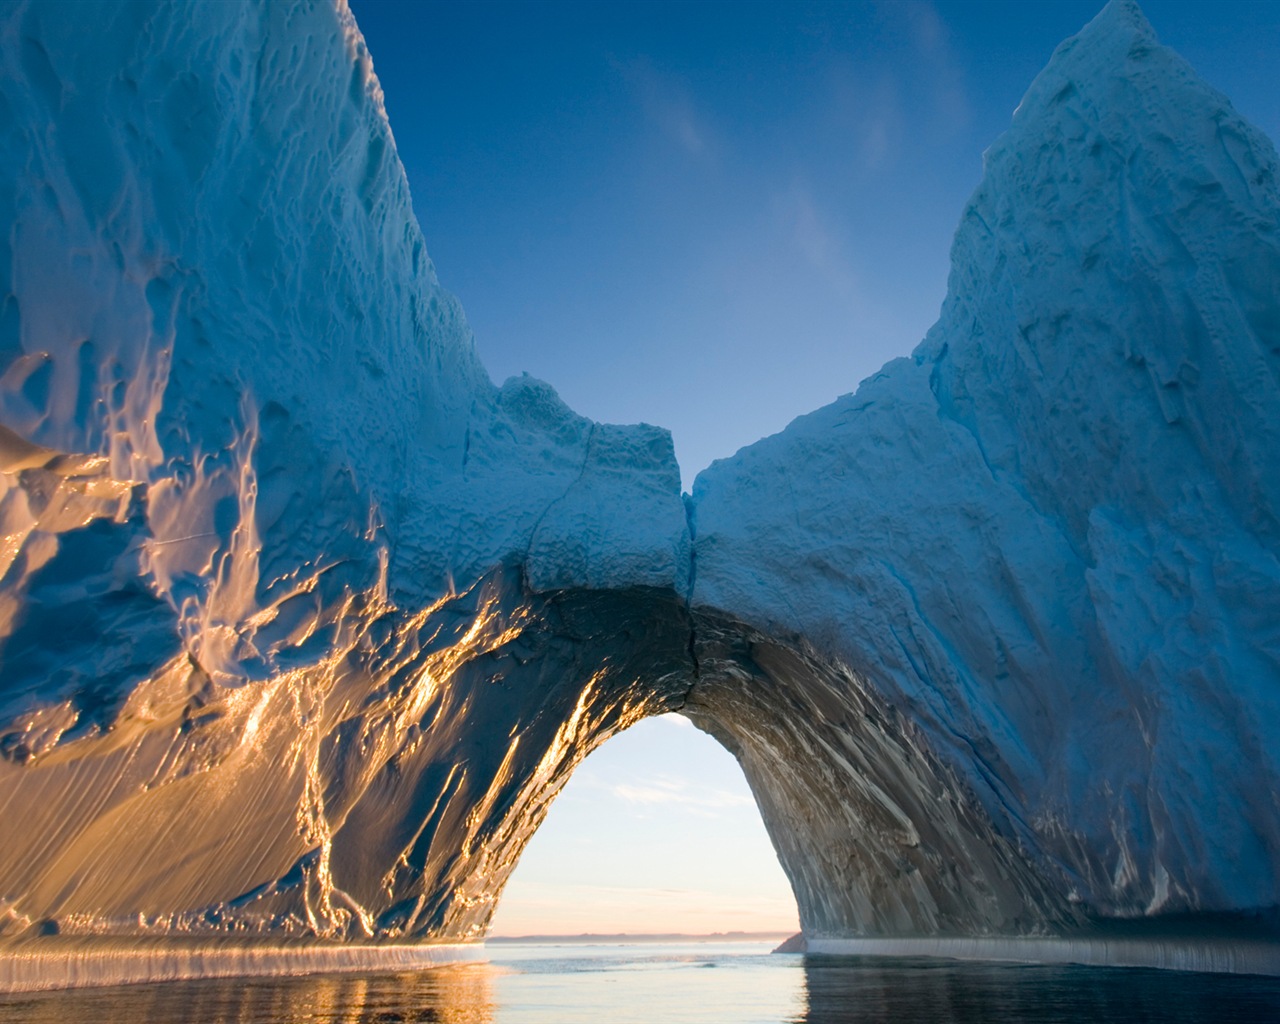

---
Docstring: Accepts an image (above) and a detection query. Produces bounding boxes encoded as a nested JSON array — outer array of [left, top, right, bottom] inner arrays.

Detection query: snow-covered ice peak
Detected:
[[930, 0, 1280, 544]]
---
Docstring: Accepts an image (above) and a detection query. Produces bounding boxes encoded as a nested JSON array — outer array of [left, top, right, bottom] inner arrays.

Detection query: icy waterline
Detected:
[[805, 938, 1280, 978], [1, 934, 1277, 995], [6, 944, 1280, 1024], [0, 941, 482, 994]]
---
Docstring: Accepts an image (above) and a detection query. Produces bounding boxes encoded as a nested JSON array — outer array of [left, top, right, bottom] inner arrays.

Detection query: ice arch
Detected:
[[0, 0, 1277, 985], [0, 573, 1063, 944]]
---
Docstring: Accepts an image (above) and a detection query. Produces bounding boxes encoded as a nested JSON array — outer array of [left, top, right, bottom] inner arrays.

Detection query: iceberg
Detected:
[[0, 0, 1275, 987], [0, 0, 690, 953], [689, 0, 1280, 939]]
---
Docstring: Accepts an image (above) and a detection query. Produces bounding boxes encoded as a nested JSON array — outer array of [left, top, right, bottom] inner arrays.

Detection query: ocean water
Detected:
[[3, 941, 1280, 1022]]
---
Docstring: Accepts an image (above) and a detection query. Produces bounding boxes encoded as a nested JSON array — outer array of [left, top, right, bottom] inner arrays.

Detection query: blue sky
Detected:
[[354, 0, 1278, 490], [349, 0, 1279, 935]]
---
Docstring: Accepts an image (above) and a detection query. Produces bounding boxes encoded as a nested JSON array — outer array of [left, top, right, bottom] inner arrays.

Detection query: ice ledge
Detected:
[[0, 941, 484, 994], [804, 937, 1280, 977]]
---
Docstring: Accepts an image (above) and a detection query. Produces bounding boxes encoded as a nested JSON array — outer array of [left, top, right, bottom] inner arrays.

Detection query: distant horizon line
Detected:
[[485, 929, 796, 944]]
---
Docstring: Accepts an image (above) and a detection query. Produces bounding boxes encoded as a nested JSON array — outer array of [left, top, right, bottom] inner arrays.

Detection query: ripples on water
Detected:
[[3, 942, 1279, 1023]]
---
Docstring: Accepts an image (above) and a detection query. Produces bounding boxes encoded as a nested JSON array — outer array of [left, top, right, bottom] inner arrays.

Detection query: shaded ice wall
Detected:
[[691, 0, 1280, 932]]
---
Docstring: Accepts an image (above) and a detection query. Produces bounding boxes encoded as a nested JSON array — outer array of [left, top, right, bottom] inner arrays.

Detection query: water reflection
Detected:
[[486, 941, 804, 1022], [798, 955, 1280, 1023], [4, 947, 1280, 1023], [0, 964, 494, 1024]]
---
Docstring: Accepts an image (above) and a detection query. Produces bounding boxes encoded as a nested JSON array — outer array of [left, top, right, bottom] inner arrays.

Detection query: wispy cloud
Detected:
[[884, 0, 970, 134], [570, 768, 757, 814], [818, 58, 904, 173], [608, 774, 754, 812], [611, 55, 714, 159], [818, 1, 969, 174], [860, 76, 904, 171], [775, 180, 865, 309]]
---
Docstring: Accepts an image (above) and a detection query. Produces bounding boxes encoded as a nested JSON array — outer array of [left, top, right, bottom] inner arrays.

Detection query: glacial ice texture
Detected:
[[0, 0, 689, 945], [692, 0, 1280, 930], [0, 0, 1276, 977]]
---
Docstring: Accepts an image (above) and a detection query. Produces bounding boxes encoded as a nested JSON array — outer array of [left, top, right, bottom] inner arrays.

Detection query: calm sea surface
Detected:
[[2, 941, 1279, 1023]]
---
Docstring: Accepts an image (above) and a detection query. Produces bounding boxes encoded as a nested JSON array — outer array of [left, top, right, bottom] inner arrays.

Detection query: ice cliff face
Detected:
[[691, 0, 1280, 933], [0, 0, 689, 943], [0, 0, 1275, 960]]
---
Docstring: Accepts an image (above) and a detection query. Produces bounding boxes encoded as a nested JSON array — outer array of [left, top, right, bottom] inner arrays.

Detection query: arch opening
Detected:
[[488, 712, 799, 940], [455, 589, 1070, 949], [0, 571, 1066, 954]]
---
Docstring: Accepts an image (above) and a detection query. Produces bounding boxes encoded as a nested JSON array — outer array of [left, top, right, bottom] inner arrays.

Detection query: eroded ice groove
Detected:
[[0, 0, 1278, 990], [0, 568, 694, 944]]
